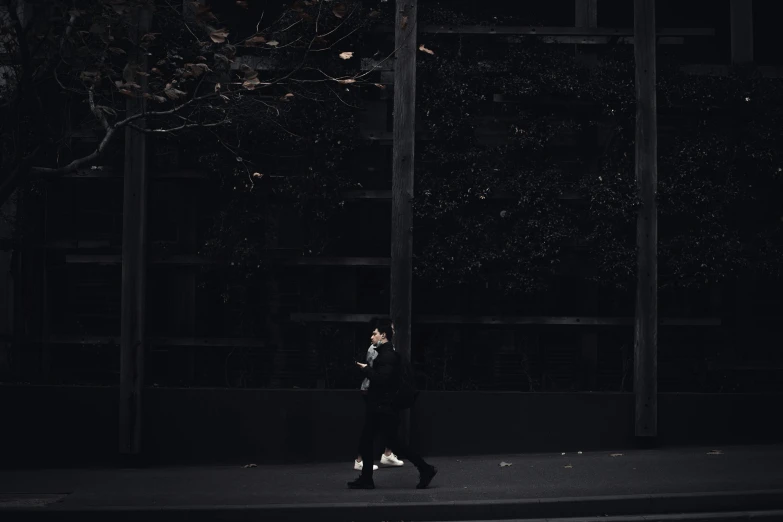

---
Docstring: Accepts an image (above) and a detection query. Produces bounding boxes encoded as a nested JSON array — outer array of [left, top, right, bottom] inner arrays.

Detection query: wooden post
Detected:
[[179, 186, 197, 383], [575, 0, 598, 27], [633, 0, 658, 439], [41, 188, 51, 382], [391, 0, 417, 443], [730, 0, 753, 65], [119, 4, 152, 457], [576, 0, 599, 388]]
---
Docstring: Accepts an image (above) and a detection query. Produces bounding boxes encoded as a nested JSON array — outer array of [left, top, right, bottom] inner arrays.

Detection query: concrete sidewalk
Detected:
[[2, 444, 783, 521]]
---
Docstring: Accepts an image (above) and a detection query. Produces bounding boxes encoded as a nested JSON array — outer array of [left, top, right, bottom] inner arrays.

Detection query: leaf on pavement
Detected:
[[499, 461, 512, 467]]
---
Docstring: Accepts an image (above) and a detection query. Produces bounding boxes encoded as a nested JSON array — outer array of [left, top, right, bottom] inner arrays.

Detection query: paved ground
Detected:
[[1, 444, 783, 520]]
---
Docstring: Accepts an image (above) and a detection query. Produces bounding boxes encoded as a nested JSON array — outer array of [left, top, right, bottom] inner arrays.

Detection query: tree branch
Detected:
[[30, 91, 222, 176]]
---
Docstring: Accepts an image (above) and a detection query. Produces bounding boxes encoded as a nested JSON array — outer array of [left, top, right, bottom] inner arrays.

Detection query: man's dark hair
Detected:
[[376, 320, 394, 342]]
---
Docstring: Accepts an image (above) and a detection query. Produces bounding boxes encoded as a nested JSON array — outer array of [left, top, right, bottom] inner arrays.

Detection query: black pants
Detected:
[[358, 402, 429, 479]]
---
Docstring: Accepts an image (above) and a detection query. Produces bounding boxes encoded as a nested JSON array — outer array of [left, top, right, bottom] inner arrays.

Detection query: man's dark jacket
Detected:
[[362, 342, 400, 413]]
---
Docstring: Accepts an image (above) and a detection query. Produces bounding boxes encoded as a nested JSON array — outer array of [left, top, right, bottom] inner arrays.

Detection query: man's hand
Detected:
[[356, 362, 367, 369]]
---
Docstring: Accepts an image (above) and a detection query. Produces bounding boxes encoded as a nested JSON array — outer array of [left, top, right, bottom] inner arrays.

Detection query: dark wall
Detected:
[[2, 386, 781, 468]]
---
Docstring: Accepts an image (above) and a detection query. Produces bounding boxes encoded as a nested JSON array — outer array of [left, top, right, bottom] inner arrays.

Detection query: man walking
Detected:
[[353, 321, 405, 471], [348, 322, 437, 490]]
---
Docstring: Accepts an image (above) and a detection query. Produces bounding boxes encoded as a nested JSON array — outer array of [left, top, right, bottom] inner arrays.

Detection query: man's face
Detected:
[[370, 329, 385, 345]]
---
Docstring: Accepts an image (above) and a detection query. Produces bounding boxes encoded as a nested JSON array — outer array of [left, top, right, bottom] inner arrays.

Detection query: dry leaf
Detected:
[[143, 93, 167, 103], [246, 35, 267, 45], [499, 461, 512, 467], [339, 51, 354, 60], [214, 83, 221, 92], [118, 89, 134, 97], [252, 172, 264, 178], [282, 93, 294, 99], [419, 44, 435, 55], [400, 15, 408, 29], [610, 453, 623, 457], [373, 83, 386, 89], [79, 70, 101, 83], [185, 63, 211, 76], [368, 10, 380, 18], [209, 29, 230, 44], [266, 40, 279, 47], [164, 87, 187, 100], [242, 77, 262, 90], [336, 78, 356, 84], [332, 3, 347, 18]]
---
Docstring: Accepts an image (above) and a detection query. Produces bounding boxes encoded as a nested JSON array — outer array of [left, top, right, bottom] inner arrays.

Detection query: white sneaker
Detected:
[[354, 460, 379, 471], [380, 453, 404, 466]]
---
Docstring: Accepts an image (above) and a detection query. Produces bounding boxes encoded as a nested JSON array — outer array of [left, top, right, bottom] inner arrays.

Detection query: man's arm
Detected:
[[362, 349, 396, 386]]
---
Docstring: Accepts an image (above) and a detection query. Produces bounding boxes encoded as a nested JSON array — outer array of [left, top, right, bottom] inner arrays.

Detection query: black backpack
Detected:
[[393, 351, 419, 410]]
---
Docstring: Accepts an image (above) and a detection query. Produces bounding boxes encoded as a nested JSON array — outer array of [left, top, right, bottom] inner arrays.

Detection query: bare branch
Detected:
[[279, 19, 302, 34], [88, 87, 111, 131], [317, 3, 358, 39], [309, 26, 360, 53], [128, 116, 230, 133], [29, 90, 222, 176]]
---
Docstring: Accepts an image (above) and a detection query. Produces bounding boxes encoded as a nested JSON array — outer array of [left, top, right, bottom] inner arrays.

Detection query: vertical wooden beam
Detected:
[[119, 4, 152, 457], [180, 186, 197, 383], [41, 189, 50, 382], [576, 1, 599, 389], [730, 0, 753, 65], [580, 282, 599, 391], [633, 0, 658, 439], [391, 0, 417, 360], [575, 0, 599, 67], [391, 0, 417, 443], [575, 0, 598, 27]]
